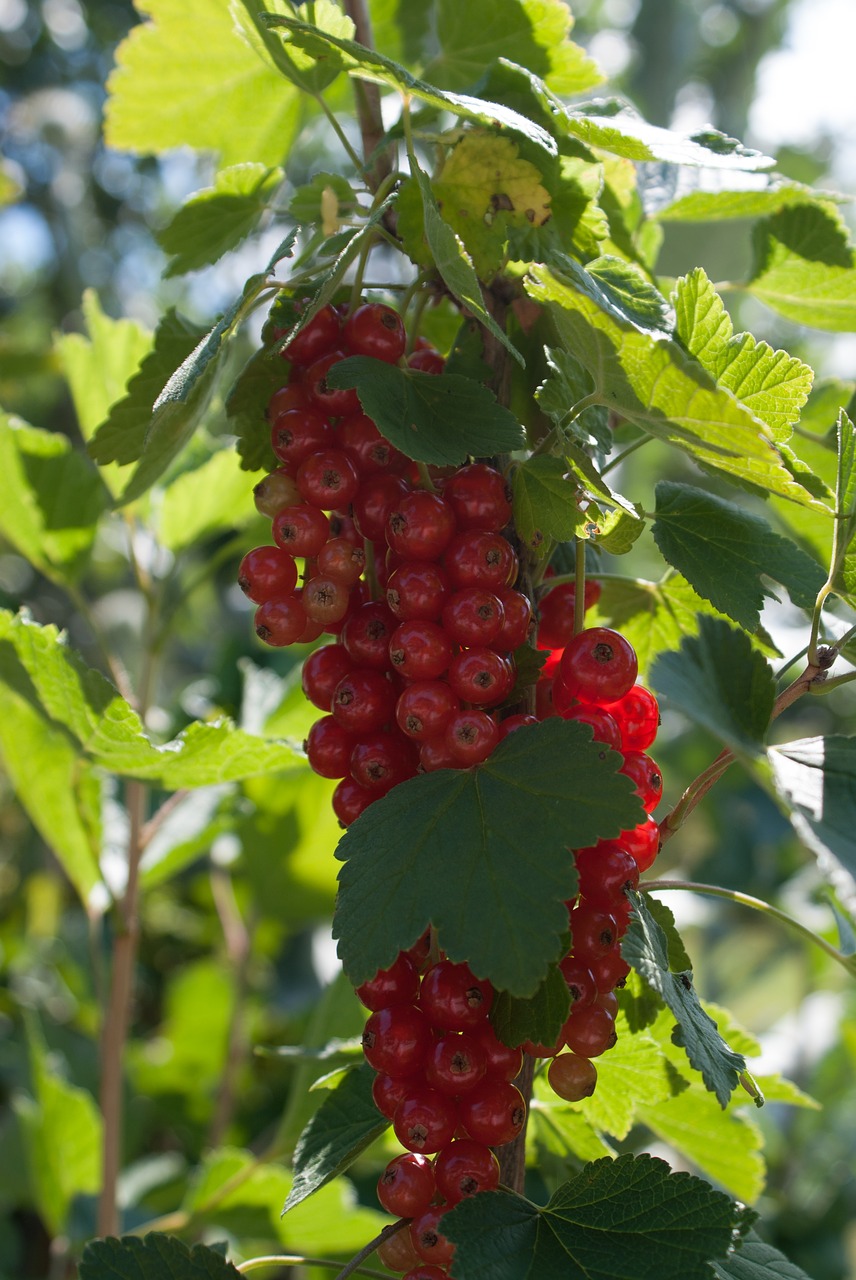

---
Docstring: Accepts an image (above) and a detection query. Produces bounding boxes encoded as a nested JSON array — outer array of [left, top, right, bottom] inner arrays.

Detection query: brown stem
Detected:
[[97, 777, 147, 1237], [342, 0, 392, 190], [658, 661, 827, 847], [333, 1221, 409, 1280], [207, 873, 254, 1149], [497, 1052, 535, 1193]]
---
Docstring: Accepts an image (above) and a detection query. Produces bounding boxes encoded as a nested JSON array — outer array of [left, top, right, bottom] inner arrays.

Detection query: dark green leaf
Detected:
[[748, 204, 856, 331], [444, 1153, 751, 1280], [535, 347, 611, 452], [711, 1231, 816, 1280], [586, 256, 674, 336], [490, 963, 571, 1048], [652, 481, 826, 631], [225, 345, 282, 473], [157, 164, 284, 276], [650, 616, 775, 758], [334, 720, 643, 997], [512, 455, 586, 553], [284, 1062, 388, 1212], [326, 356, 525, 464], [768, 736, 856, 898], [79, 1233, 241, 1280], [622, 893, 746, 1106], [0, 415, 108, 583], [643, 896, 693, 973]]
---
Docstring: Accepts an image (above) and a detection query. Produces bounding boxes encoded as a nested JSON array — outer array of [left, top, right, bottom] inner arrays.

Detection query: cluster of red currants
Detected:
[[358, 946, 525, 1277], [238, 297, 535, 828]]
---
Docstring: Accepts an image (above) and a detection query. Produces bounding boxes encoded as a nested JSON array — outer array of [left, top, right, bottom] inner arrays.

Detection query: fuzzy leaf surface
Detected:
[[512, 455, 586, 552], [157, 164, 284, 276], [284, 1063, 388, 1212], [622, 893, 746, 1106], [326, 356, 525, 463], [768, 737, 856, 899], [711, 1232, 815, 1280], [526, 260, 826, 510], [650, 616, 775, 758], [748, 204, 856, 331], [443, 1153, 750, 1280], [105, 0, 301, 166], [0, 415, 108, 583], [79, 1233, 241, 1280], [652, 482, 826, 632], [674, 268, 813, 442], [490, 963, 571, 1049], [429, 0, 602, 94], [334, 720, 643, 996]]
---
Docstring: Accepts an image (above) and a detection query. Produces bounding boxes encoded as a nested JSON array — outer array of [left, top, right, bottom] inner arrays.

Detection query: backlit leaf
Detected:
[[157, 164, 284, 276], [748, 204, 856, 331], [512, 455, 587, 553], [564, 111, 774, 171], [768, 737, 856, 905]]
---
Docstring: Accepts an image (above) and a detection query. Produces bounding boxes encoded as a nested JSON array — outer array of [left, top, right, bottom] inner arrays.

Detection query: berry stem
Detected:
[[600, 433, 651, 476], [416, 460, 438, 493], [335, 1221, 411, 1280], [237, 1256, 389, 1278], [642, 880, 856, 976], [573, 537, 587, 637]]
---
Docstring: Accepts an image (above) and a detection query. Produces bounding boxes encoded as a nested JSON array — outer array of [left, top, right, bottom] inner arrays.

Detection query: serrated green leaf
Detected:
[[289, 172, 359, 228], [711, 1231, 816, 1280], [512, 455, 586, 553], [0, 414, 108, 583], [572, 1012, 674, 1141], [79, 1233, 241, 1280], [326, 356, 525, 463], [622, 893, 746, 1106], [643, 897, 693, 972], [674, 269, 813, 443], [748, 204, 856, 331], [157, 164, 284, 277], [592, 505, 645, 554], [226, 345, 283, 473], [428, 0, 602, 95], [564, 111, 774, 172], [535, 346, 611, 451], [650, 616, 775, 758], [285, 1062, 388, 1212], [157, 448, 260, 552], [526, 260, 827, 511], [105, 0, 301, 167], [767, 736, 856, 899], [656, 185, 827, 222], [652, 482, 826, 632], [491, 963, 571, 1048], [409, 158, 524, 363], [586, 256, 673, 336], [262, 0, 356, 94], [15, 1014, 102, 1235], [443, 1153, 751, 1280], [334, 720, 644, 997], [530, 1086, 617, 1163], [264, 15, 557, 154], [181, 1147, 290, 1239]]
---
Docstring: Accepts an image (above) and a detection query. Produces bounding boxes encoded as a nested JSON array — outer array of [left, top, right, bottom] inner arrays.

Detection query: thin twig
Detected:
[[334, 1221, 409, 1280], [342, 0, 392, 190], [238, 1257, 389, 1278]]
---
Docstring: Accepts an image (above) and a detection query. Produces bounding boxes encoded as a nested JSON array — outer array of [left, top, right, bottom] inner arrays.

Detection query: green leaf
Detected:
[[575, 1013, 675, 1142], [79, 1233, 241, 1280], [586, 256, 674, 337], [652, 482, 826, 632], [490, 963, 571, 1049], [622, 893, 747, 1106], [225, 345, 283, 473], [512, 455, 586, 553], [768, 737, 856, 897], [0, 414, 108, 583], [530, 1075, 616, 1163], [535, 347, 611, 452], [748, 204, 856, 331], [429, 0, 603, 95], [650, 616, 775, 758], [644, 897, 693, 972], [564, 111, 774, 172], [656, 184, 826, 222], [182, 1147, 291, 1233], [443, 1153, 751, 1280], [674, 268, 813, 443], [526, 260, 827, 511], [592, 573, 779, 684], [157, 448, 261, 552], [139, 787, 232, 888], [832, 410, 856, 584], [334, 720, 644, 997], [264, 15, 558, 155], [326, 356, 525, 463], [284, 1062, 388, 1212], [157, 164, 284, 276], [289, 172, 359, 227], [711, 1231, 816, 1280], [105, 0, 301, 167], [15, 1014, 102, 1235], [409, 158, 524, 363]]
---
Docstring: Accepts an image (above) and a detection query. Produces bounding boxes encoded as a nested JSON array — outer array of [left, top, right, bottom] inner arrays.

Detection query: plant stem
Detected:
[[497, 1052, 535, 1193], [238, 1258, 389, 1278], [573, 537, 586, 636], [642, 880, 856, 976], [207, 871, 254, 1149], [334, 1222, 409, 1280], [342, 0, 392, 191], [600, 434, 651, 476], [313, 93, 365, 174]]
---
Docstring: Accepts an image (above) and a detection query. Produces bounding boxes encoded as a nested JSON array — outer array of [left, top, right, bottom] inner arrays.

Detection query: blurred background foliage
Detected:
[[1, 1, 856, 1277]]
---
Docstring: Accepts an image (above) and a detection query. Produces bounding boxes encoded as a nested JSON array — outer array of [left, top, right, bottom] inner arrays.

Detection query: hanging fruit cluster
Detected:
[[237, 298, 665, 1269]]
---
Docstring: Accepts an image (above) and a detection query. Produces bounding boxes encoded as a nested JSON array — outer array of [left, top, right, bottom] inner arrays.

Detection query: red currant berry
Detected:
[[420, 960, 493, 1031], [254, 596, 307, 647], [270, 407, 334, 469], [620, 750, 663, 812], [372, 1071, 410, 1120], [297, 448, 360, 510], [407, 348, 445, 374], [387, 561, 449, 621], [301, 643, 353, 711], [279, 303, 341, 367], [443, 463, 512, 532], [557, 701, 622, 750], [377, 1152, 436, 1218], [470, 1022, 524, 1080], [267, 381, 307, 420], [419, 736, 460, 772], [536, 578, 600, 649], [425, 1031, 487, 1095], [620, 816, 660, 873], [350, 730, 418, 793], [305, 715, 354, 779], [548, 1052, 598, 1101], [557, 628, 638, 705], [339, 412, 407, 474], [589, 948, 631, 993], [559, 956, 597, 1008], [389, 620, 453, 681], [376, 1227, 422, 1274], [302, 574, 351, 625], [433, 1138, 500, 1204], [562, 1003, 617, 1058], [498, 712, 539, 738], [332, 669, 396, 734], [393, 1085, 458, 1154], [604, 684, 660, 752], [304, 350, 361, 416], [396, 680, 460, 741], [448, 648, 514, 708], [444, 710, 500, 766], [342, 601, 398, 669], [353, 474, 411, 541], [575, 840, 639, 906], [444, 530, 518, 591], [495, 588, 533, 650], [410, 1204, 456, 1267], [569, 903, 619, 960], [356, 952, 420, 1011], [387, 491, 456, 561], [238, 545, 298, 603], [457, 1078, 526, 1147], [344, 302, 407, 364], [317, 537, 366, 586], [273, 504, 330, 558], [441, 588, 505, 647], [253, 467, 301, 518], [331, 775, 376, 826], [362, 1004, 432, 1077]]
